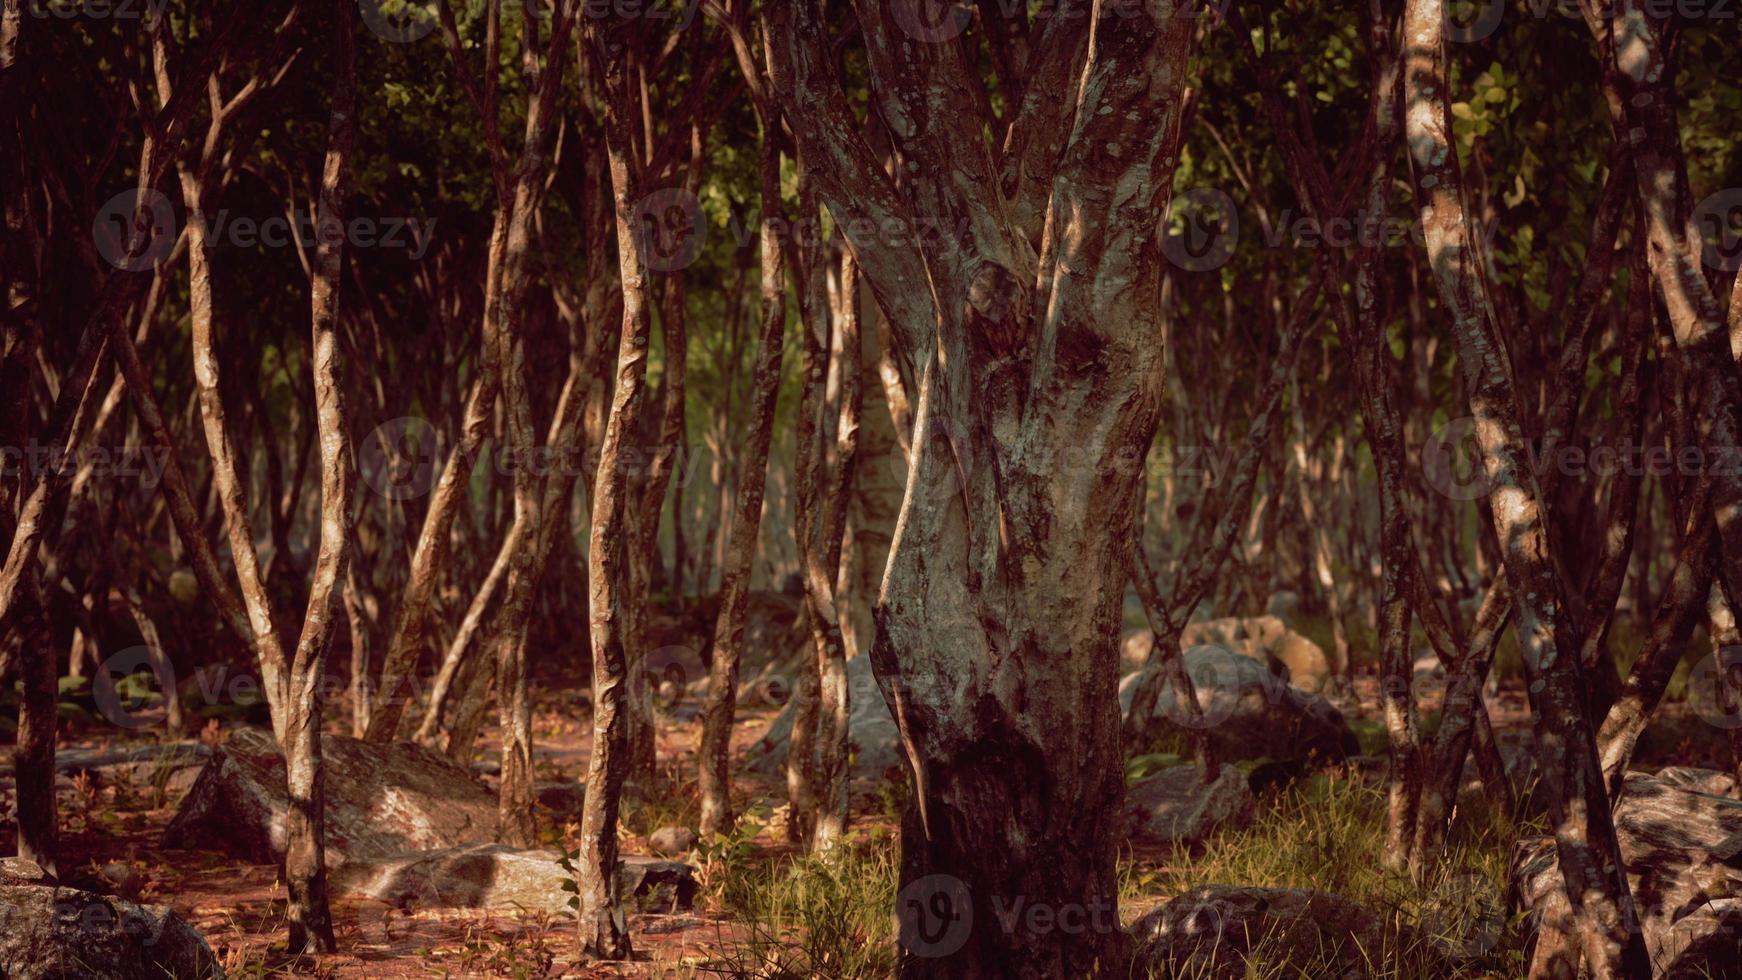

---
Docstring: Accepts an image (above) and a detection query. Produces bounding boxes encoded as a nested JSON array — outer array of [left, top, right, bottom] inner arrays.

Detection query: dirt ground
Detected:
[[4, 657, 1733, 977]]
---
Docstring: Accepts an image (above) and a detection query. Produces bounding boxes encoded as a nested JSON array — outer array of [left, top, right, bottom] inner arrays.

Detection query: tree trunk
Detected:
[[772, 4, 1196, 974], [697, 24, 788, 840], [1401, 1, 1646, 972], [279, 3, 357, 949], [573, 18, 652, 959]]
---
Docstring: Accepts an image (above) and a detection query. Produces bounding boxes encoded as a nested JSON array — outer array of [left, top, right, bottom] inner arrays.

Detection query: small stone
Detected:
[[649, 825, 698, 856]]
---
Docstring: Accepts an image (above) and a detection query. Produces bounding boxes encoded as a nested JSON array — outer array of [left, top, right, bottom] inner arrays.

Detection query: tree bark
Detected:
[[279, 1, 358, 949], [771, 3, 1196, 974], [573, 16, 651, 959], [697, 16, 788, 840], [1402, 1, 1647, 972]]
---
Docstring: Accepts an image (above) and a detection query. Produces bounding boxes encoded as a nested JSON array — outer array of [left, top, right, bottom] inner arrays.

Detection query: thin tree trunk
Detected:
[[279, 3, 357, 949], [1402, 1, 1646, 971], [574, 19, 650, 958], [697, 20, 788, 840]]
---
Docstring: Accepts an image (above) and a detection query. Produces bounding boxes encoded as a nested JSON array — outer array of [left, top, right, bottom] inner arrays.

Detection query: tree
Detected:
[[769, 2, 1199, 973]]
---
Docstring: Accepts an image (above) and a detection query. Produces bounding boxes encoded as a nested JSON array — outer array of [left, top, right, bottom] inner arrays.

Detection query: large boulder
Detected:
[[162, 726, 498, 866], [1126, 617, 1332, 694], [0, 859, 224, 979], [1512, 772, 1742, 978], [1124, 765, 1253, 847], [331, 845, 695, 915], [1120, 645, 1357, 764], [746, 654, 904, 781], [1131, 884, 1412, 979]]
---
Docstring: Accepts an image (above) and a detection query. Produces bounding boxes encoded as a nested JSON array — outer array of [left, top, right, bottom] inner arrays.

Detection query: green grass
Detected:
[[710, 844, 900, 979], [1130, 769, 1536, 978]]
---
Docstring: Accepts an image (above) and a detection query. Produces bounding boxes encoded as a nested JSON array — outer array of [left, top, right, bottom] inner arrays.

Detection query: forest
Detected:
[[3, 0, 1742, 976]]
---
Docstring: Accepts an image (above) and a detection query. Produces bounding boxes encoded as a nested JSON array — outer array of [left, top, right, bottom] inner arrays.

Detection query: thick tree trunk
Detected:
[[1402, 1, 1646, 972], [772, 3, 1196, 974]]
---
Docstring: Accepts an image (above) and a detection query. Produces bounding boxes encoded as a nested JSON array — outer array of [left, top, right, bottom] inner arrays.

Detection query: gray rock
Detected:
[[0, 879, 224, 979], [747, 654, 904, 781], [331, 845, 695, 915], [1512, 773, 1742, 977], [1130, 617, 1331, 694], [649, 826, 697, 856], [163, 726, 497, 867], [1124, 765, 1253, 846], [1653, 765, 1738, 798], [1120, 646, 1358, 764], [1264, 590, 1302, 621], [1132, 884, 1413, 979]]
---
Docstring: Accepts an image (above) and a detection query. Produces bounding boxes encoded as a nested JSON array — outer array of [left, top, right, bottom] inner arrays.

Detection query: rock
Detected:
[[1270, 631, 1330, 695], [1124, 765, 1253, 847], [0, 858, 52, 886], [1120, 646, 1358, 764], [1412, 650, 1446, 681], [1121, 629, 1157, 672], [1264, 590, 1301, 621], [331, 844, 695, 915], [747, 655, 904, 781], [1654, 765, 1738, 798], [1130, 617, 1330, 693], [1131, 884, 1411, 979], [1512, 772, 1742, 977], [0, 880, 224, 979], [163, 726, 497, 867], [535, 781, 586, 815], [649, 826, 697, 856]]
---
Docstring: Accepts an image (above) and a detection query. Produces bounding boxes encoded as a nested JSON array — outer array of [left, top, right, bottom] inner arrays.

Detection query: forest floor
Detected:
[[6, 646, 1734, 978]]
